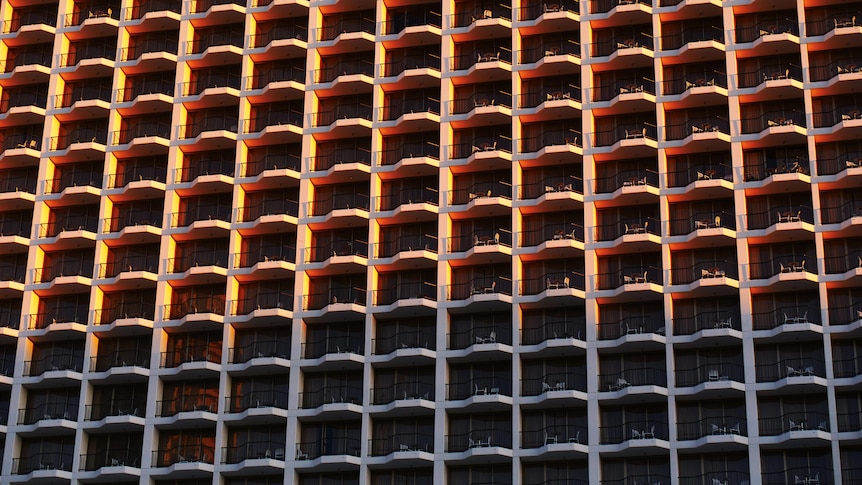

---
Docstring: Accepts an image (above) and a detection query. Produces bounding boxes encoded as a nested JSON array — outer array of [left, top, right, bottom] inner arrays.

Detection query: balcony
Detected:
[[518, 0, 579, 21], [520, 40, 581, 66], [677, 416, 747, 441], [167, 249, 228, 274], [24, 354, 84, 376], [740, 109, 806, 136], [65, 4, 120, 27], [28, 307, 89, 330], [103, 209, 164, 234], [599, 420, 668, 445], [758, 412, 830, 436], [747, 206, 814, 231], [13, 452, 74, 474], [665, 116, 730, 144], [521, 317, 586, 345], [152, 445, 215, 467], [667, 211, 736, 239], [310, 146, 371, 173], [116, 78, 175, 104], [672, 310, 741, 335], [448, 323, 512, 350], [226, 389, 289, 413], [595, 216, 661, 243], [755, 358, 825, 382], [519, 129, 583, 154], [182, 72, 241, 98], [34, 259, 94, 283], [827, 302, 862, 328], [519, 176, 584, 201], [307, 193, 370, 217], [450, 49, 513, 77], [79, 449, 141, 471], [2, 9, 57, 34], [94, 302, 156, 325], [372, 330, 435, 355], [250, 23, 308, 50], [172, 203, 232, 227], [591, 78, 656, 104], [90, 349, 150, 373], [370, 380, 435, 405], [318, 14, 375, 42], [247, 64, 306, 91], [598, 315, 665, 340], [761, 468, 829, 485], [670, 259, 738, 287], [97, 255, 159, 279], [445, 429, 511, 452], [752, 304, 820, 331], [18, 403, 78, 425], [373, 281, 436, 306], [369, 432, 434, 456], [594, 123, 657, 149], [0, 261, 25, 286], [301, 334, 363, 359], [598, 367, 667, 393], [817, 150, 862, 177], [164, 295, 226, 320], [233, 245, 297, 270], [814, 105, 862, 131], [661, 71, 728, 107], [222, 441, 286, 465], [748, 253, 815, 282], [447, 230, 513, 254], [734, 19, 800, 44], [50, 126, 109, 151], [521, 371, 587, 397], [313, 59, 374, 86], [446, 277, 513, 300], [60, 41, 117, 70], [186, 30, 243, 56], [381, 51, 441, 82], [160, 343, 221, 368], [299, 383, 363, 409], [39, 214, 98, 238], [675, 362, 745, 388], [520, 271, 586, 296], [112, 121, 171, 146], [178, 113, 239, 140], [232, 292, 294, 316], [448, 136, 513, 165], [447, 379, 512, 401], [296, 436, 361, 460], [156, 394, 219, 416]]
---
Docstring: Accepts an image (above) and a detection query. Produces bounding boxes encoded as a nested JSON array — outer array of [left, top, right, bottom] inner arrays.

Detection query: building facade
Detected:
[[0, 0, 860, 484]]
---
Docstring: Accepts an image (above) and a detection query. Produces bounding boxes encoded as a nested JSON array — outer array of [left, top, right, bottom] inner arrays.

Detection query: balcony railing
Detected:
[[662, 71, 728, 95], [187, 31, 243, 54], [372, 330, 435, 354], [226, 389, 290, 413], [301, 334, 364, 358], [2, 51, 51, 71], [306, 239, 367, 262], [755, 358, 825, 382], [0, 262, 25, 283], [598, 367, 668, 391], [521, 318, 586, 344], [383, 10, 442, 34], [445, 429, 511, 452], [668, 210, 735, 236], [449, 137, 513, 159], [599, 420, 668, 444], [156, 394, 218, 416], [747, 206, 814, 230], [299, 384, 362, 409], [308, 193, 369, 216], [45, 171, 101, 194], [232, 292, 294, 314], [738, 64, 803, 89], [827, 302, 862, 326], [152, 445, 215, 467], [304, 287, 367, 310], [233, 246, 297, 268], [518, 87, 582, 108], [672, 310, 739, 335], [173, 203, 232, 226], [312, 147, 372, 171], [448, 323, 512, 349], [660, 26, 723, 50], [815, 105, 862, 128], [370, 380, 434, 404], [229, 339, 291, 363], [520, 40, 581, 64], [299, 384, 363, 408], [450, 49, 513, 71], [120, 37, 178, 60], [222, 441, 286, 464], [112, 122, 171, 144], [741, 109, 806, 133], [319, 17, 375, 41], [447, 379, 512, 400], [247, 65, 306, 89], [250, 24, 308, 47], [521, 424, 584, 448], [677, 415, 747, 441], [665, 116, 729, 140], [675, 362, 744, 387], [447, 231, 513, 252], [314, 102, 373, 127], [520, 129, 582, 151], [2, 10, 57, 32], [595, 216, 661, 241], [520, 271, 586, 295], [450, 6, 512, 27], [117, 78, 175, 102], [238, 199, 298, 223], [104, 209, 163, 232], [590, 34, 654, 57], [449, 181, 512, 205], [518, 0, 579, 20], [79, 449, 141, 471], [752, 304, 819, 330], [670, 259, 738, 285], [94, 302, 156, 324], [167, 249, 228, 273], [65, 5, 120, 26], [369, 432, 433, 456], [296, 436, 362, 459], [61, 44, 117, 66], [744, 157, 809, 182], [594, 123, 657, 146], [734, 19, 799, 43], [591, 78, 656, 102], [446, 277, 513, 300], [383, 97, 441, 119], [832, 352, 862, 378], [40, 216, 99, 237], [0, 214, 31, 237], [51, 127, 109, 149], [178, 115, 238, 138], [761, 468, 830, 485], [90, 349, 150, 372], [374, 281, 436, 305], [161, 344, 221, 368], [164, 295, 226, 319], [245, 108, 303, 132], [821, 199, 862, 224], [377, 187, 438, 211], [382, 52, 441, 77], [1, 91, 48, 112], [24, 354, 84, 376], [810, 57, 862, 82], [748, 253, 813, 280], [521, 371, 587, 396], [18, 402, 78, 424], [758, 412, 830, 436], [97, 255, 159, 278], [181, 72, 241, 96], [667, 161, 732, 186], [314, 60, 373, 84], [13, 453, 73, 474], [598, 314, 665, 339], [29, 307, 89, 329], [817, 150, 862, 175]]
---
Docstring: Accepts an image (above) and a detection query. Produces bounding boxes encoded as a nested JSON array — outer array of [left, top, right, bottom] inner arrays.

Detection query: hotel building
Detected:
[[0, 0, 860, 484]]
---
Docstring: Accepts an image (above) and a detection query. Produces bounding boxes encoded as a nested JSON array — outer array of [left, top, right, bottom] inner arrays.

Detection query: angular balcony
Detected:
[[1, 46, 52, 78], [761, 469, 830, 485], [445, 428, 512, 452], [93, 302, 156, 325], [181, 71, 241, 98], [152, 445, 215, 467], [521, 370, 587, 397], [671, 310, 741, 335], [598, 314, 665, 340], [97, 254, 159, 279], [747, 206, 814, 231], [104, 207, 164, 234], [232, 290, 295, 317], [186, 28, 244, 56], [518, 0, 579, 21], [299, 383, 363, 408], [518, 223, 586, 250], [178, 112, 239, 139], [666, 162, 733, 189], [675, 362, 744, 388], [665, 115, 730, 143], [740, 109, 806, 134], [111, 119, 171, 146], [301, 333, 364, 359], [296, 436, 362, 460], [590, 32, 654, 60], [599, 419, 668, 445], [172, 201, 232, 227], [243, 102, 303, 140], [667, 210, 736, 238], [60, 39, 117, 68], [734, 18, 800, 44], [751, 304, 820, 331], [44, 165, 101, 195], [448, 134, 513, 164], [313, 58, 374, 86], [596, 266, 663, 290], [226, 389, 289, 413], [372, 330, 436, 356], [826, 301, 862, 328], [738, 63, 803, 93], [520, 315, 586, 345], [307, 192, 370, 217], [519, 128, 582, 154], [0, 167, 35, 195], [373, 280, 436, 306], [676, 416, 747, 441], [382, 5, 442, 40], [18, 402, 78, 425], [50, 124, 109, 152], [116, 77, 175, 104], [594, 122, 657, 148], [229, 338, 291, 363], [598, 367, 667, 393], [13, 451, 74, 474], [809, 56, 862, 85], [251, 21, 308, 51], [814, 104, 862, 130], [755, 357, 826, 383], [318, 11, 375, 42], [520, 39, 581, 66], [40, 212, 99, 238], [90, 348, 150, 373], [824, 249, 862, 276], [450, 48, 513, 75], [164, 295, 226, 320], [519, 175, 584, 201], [310, 146, 371, 174], [247, 62, 306, 92], [520, 271, 586, 296], [167, 247, 228, 274], [79, 448, 142, 471], [120, 36, 179, 63], [661, 69, 728, 105], [65, 3, 120, 26], [312, 100, 373, 132], [817, 149, 862, 176], [670, 259, 738, 286], [591, 76, 656, 103], [2, 8, 57, 34], [521, 423, 585, 449], [369, 431, 434, 456], [758, 412, 830, 436], [34, 258, 94, 284], [29, 304, 89, 330], [446, 277, 513, 300], [595, 216, 661, 242], [24, 353, 84, 376], [222, 440, 287, 464], [381, 48, 441, 84], [0, 86, 48, 118], [659, 24, 724, 52], [447, 230, 513, 253], [447, 378, 512, 401], [448, 322, 513, 350], [450, 3, 513, 28]]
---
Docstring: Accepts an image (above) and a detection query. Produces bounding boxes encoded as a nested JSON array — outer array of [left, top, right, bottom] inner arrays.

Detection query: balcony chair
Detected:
[[803, 366, 815, 375], [274, 448, 284, 460], [569, 430, 580, 443], [817, 421, 828, 431], [711, 423, 724, 434], [643, 425, 655, 438], [542, 381, 552, 393], [787, 366, 801, 377], [544, 431, 558, 444], [789, 419, 802, 431], [708, 369, 720, 381], [631, 428, 642, 439], [615, 377, 630, 390], [295, 448, 308, 460], [474, 383, 488, 395], [712, 479, 724, 485], [483, 281, 496, 293], [483, 9, 493, 18], [835, 16, 856, 28], [729, 423, 741, 434], [809, 473, 820, 485], [794, 475, 805, 485]]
